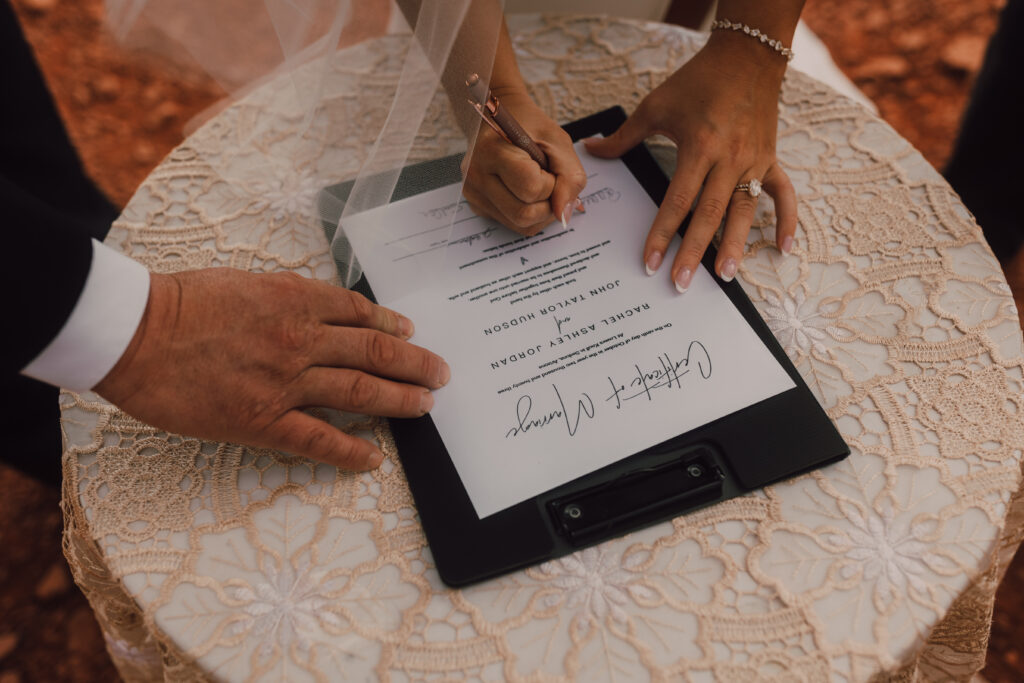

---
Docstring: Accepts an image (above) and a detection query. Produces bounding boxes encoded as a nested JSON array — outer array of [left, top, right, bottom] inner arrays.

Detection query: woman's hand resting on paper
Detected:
[[461, 86, 588, 235], [95, 268, 450, 470], [585, 31, 798, 292]]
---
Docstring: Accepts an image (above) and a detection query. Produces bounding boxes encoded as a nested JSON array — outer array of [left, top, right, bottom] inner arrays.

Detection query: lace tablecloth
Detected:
[[60, 15, 1024, 682]]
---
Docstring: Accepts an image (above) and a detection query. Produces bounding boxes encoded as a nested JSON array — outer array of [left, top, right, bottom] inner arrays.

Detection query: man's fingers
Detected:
[[314, 328, 449, 389], [670, 166, 735, 292], [645, 162, 705, 279], [300, 367, 435, 418], [269, 411, 384, 470], [763, 163, 798, 253], [311, 283, 414, 339]]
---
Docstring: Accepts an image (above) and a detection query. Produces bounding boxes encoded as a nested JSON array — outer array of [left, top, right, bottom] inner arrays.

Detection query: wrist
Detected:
[[454, 78, 535, 139], [487, 82, 534, 107], [703, 31, 788, 87], [710, 18, 795, 62], [95, 271, 175, 404]]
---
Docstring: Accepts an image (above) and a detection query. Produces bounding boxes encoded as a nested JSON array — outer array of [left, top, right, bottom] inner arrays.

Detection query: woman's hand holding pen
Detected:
[[585, 31, 798, 292], [461, 86, 587, 235]]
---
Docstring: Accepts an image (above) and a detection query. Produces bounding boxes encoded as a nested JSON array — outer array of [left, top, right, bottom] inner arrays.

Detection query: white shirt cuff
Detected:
[[22, 240, 150, 391]]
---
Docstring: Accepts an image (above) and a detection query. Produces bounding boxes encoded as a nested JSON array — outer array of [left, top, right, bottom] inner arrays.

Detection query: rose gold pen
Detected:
[[466, 73, 549, 169], [466, 73, 584, 227]]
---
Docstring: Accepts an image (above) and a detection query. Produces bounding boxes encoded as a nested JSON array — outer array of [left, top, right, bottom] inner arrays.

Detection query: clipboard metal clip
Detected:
[[547, 447, 724, 545]]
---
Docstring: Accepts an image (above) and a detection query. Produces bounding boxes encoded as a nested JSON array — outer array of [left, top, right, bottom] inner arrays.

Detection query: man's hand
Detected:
[[462, 88, 587, 235], [94, 268, 449, 470]]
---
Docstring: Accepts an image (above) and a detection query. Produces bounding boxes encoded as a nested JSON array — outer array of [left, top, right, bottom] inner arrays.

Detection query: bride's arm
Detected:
[[395, 0, 587, 234], [586, 0, 803, 290]]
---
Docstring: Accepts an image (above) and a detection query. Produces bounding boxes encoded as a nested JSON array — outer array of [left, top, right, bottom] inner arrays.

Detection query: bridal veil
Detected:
[[104, 0, 505, 287]]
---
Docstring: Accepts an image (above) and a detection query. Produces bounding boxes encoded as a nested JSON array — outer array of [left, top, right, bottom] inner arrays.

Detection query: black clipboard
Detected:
[[321, 106, 849, 587]]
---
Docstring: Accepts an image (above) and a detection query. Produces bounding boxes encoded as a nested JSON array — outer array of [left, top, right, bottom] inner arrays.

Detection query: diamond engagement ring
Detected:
[[734, 178, 763, 198]]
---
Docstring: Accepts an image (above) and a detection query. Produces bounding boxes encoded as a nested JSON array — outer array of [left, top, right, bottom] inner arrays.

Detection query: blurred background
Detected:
[[1, 0, 1019, 680]]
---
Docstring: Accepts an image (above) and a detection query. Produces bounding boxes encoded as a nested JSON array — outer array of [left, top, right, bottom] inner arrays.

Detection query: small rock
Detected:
[[941, 34, 988, 73], [84, 0, 106, 22], [895, 29, 929, 52], [142, 84, 164, 106], [92, 74, 121, 101], [901, 79, 922, 96], [0, 632, 17, 660], [862, 7, 889, 29], [144, 101, 182, 132], [71, 83, 92, 106], [853, 55, 911, 79], [21, 0, 57, 13], [133, 141, 157, 163], [34, 562, 71, 600]]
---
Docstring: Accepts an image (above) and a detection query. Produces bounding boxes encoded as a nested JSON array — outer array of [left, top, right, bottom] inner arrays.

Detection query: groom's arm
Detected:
[[18, 235, 150, 392], [91, 267, 451, 471], [2, 173, 120, 378], [8, 175, 451, 471], [3, 0, 450, 472]]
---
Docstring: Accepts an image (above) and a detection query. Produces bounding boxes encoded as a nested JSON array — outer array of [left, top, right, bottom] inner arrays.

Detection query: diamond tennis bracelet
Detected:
[[710, 19, 795, 62]]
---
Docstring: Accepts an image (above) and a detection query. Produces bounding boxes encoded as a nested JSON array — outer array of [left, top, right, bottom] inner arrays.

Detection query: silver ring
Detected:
[[734, 178, 762, 198]]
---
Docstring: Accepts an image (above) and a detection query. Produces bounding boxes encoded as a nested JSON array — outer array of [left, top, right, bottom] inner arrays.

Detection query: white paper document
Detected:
[[342, 147, 795, 518]]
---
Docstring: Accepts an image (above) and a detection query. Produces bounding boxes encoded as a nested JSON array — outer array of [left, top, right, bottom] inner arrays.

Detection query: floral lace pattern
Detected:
[[60, 15, 1024, 682]]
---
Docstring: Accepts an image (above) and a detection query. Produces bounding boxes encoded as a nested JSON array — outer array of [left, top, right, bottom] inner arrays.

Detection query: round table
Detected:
[[60, 15, 1024, 681]]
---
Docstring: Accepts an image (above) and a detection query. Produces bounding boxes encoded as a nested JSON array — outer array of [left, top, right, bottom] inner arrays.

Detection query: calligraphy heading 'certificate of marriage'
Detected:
[[342, 145, 796, 518]]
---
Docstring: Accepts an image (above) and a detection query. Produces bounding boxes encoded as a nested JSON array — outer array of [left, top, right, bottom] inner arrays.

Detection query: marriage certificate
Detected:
[[342, 146, 795, 517]]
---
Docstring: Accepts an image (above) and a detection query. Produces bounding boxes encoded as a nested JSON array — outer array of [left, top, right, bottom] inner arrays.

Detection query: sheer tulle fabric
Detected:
[[104, 0, 499, 287]]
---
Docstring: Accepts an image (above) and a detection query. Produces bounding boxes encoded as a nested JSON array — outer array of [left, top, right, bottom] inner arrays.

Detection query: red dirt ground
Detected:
[[2, 0, 1020, 680]]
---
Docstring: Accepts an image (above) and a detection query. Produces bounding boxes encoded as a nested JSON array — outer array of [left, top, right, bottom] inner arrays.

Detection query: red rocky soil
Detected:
[[2, 0, 1020, 680]]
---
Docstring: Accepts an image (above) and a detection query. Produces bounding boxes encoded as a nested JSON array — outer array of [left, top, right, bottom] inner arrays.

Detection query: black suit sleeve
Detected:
[[1, 0, 118, 374], [1, 174, 98, 373]]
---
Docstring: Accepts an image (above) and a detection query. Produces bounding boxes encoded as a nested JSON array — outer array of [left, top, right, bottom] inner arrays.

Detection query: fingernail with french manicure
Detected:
[[575, 197, 586, 213], [781, 236, 794, 254], [420, 390, 434, 414], [645, 251, 662, 276], [674, 267, 693, 294], [438, 361, 451, 387], [720, 258, 738, 282], [367, 449, 384, 469], [560, 200, 577, 229]]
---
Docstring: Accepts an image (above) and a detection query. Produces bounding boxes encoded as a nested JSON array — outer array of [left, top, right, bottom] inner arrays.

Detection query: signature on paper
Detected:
[[605, 341, 712, 409], [504, 385, 595, 439], [503, 341, 712, 439]]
